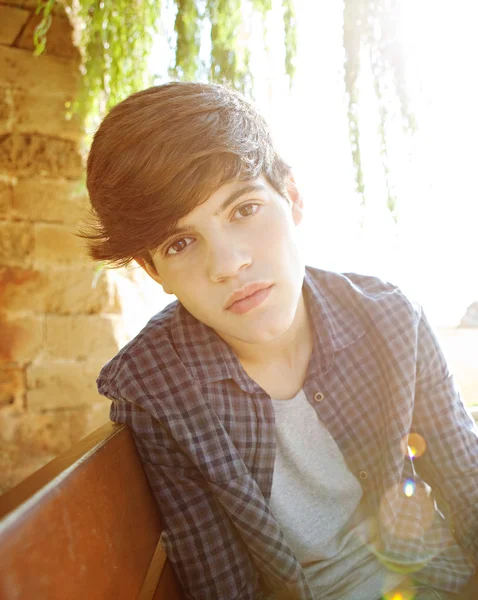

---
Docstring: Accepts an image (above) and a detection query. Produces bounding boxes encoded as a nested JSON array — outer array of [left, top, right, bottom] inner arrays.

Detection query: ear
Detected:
[[285, 171, 303, 226], [135, 256, 174, 295]]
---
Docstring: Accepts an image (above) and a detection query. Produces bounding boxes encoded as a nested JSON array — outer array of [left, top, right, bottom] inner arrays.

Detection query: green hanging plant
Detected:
[[173, 0, 200, 81], [71, 0, 159, 131], [343, 0, 416, 218], [282, 0, 296, 83], [33, 0, 297, 132], [207, 0, 244, 86], [33, 0, 57, 55]]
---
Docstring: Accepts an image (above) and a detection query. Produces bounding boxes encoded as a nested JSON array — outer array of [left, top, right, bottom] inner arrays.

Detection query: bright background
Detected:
[[141, 0, 477, 405], [254, 0, 478, 328]]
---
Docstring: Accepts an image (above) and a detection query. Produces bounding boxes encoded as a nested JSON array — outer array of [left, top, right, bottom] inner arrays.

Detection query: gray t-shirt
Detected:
[[266, 389, 406, 600]]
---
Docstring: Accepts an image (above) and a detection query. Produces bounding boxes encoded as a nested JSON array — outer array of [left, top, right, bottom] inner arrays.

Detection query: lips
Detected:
[[225, 283, 273, 313]]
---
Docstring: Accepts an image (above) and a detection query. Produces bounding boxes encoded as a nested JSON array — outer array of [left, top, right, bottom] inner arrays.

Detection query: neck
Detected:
[[224, 293, 313, 369]]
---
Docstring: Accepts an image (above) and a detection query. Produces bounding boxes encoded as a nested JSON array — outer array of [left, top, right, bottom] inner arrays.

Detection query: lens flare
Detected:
[[383, 591, 416, 600], [379, 482, 435, 540], [382, 575, 416, 599], [404, 479, 416, 497], [401, 432, 427, 459]]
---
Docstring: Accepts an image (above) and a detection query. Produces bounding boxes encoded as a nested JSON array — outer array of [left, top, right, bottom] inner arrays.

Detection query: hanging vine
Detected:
[[33, 0, 297, 131], [33, 0, 57, 55], [343, 0, 416, 218], [282, 0, 296, 83], [172, 0, 200, 81]]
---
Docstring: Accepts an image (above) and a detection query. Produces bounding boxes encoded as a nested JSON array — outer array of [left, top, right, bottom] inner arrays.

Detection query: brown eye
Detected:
[[235, 203, 259, 218], [166, 237, 193, 255], [172, 240, 187, 252]]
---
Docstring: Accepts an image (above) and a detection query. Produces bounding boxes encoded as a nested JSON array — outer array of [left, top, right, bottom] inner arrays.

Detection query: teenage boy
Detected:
[[85, 82, 478, 600]]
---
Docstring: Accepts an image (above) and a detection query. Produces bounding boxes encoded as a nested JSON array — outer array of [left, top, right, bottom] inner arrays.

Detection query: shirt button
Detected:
[[359, 470, 368, 480], [314, 391, 324, 402]]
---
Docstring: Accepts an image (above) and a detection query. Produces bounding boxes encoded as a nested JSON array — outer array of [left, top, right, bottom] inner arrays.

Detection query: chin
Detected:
[[236, 316, 294, 344]]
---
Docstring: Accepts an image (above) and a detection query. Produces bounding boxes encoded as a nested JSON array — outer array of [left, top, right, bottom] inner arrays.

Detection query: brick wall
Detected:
[[0, 0, 158, 492]]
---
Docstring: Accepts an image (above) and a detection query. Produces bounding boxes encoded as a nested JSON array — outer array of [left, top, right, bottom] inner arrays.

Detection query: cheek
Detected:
[[173, 276, 214, 312], [266, 216, 301, 259], [160, 257, 201, 290], [253, 212, 292, 247]]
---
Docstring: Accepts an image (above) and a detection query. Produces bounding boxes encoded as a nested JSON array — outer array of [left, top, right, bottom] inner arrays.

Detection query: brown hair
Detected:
[[83, 82, 291, 268]]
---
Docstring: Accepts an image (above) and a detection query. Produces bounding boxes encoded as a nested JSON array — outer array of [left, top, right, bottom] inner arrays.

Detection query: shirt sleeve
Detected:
[[110, 398, 263, 600], [412, 307, 478, 560]]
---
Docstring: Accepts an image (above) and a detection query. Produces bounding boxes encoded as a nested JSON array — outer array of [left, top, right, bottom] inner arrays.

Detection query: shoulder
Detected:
[[306, 266, 421, 327], [308, 265, 397, 296], [97, 299, 184, 401]]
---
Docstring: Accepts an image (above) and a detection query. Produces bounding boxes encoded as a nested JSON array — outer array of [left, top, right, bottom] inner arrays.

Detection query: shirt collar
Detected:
[[170, 266, 366, 392], [302, 267, 366, 381]]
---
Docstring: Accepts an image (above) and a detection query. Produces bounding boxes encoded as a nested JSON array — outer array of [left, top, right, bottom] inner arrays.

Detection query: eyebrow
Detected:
[[162, 183, 267, 243], [213, 184, 266, 216]]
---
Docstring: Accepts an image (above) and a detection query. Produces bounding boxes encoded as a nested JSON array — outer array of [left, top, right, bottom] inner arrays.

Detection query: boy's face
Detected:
[[142, 175, 305, 347]]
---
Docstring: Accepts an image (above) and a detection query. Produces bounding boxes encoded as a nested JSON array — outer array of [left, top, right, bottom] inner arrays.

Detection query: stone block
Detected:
[[0, 88, 13, 135], [45, 314, 123, 361], [13, 178, 87, 223], [0, 403, 58, 491], [26, 360, 106, 409], [0, 181, 13, 216], [0, 45, 80, 97], [34, 223, 91, 267], [0, 266, 121, 315], [0, 0, 27, 6], [0, 313, 44, 365], [0, 134, 83, 178], [0, 398, 110, 492], [0, 398, 109, 451], [0, 221, 34, 266], [11, 89, 83, 142], [0, 5, 29, 45], [0, 366, 24, 407], [0, 266, 41, 311], [16, 14, 80, 61]]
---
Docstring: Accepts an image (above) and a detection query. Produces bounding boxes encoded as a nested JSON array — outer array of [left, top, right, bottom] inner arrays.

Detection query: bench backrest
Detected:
[[0, 422, 184, 600]]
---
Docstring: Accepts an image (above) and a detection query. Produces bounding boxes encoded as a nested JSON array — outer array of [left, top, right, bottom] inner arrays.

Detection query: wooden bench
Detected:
[[0, 422, 184, 600], [2, 409, 477, 599]]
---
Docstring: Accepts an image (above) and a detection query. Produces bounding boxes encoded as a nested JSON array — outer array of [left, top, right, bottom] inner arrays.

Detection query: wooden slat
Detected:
[[0, 423, 166, 600], [138, 537, 168, 599], [153, 560, 185, 600]]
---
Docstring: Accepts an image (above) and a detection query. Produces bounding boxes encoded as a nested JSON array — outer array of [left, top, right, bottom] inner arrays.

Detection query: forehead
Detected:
[[175, 175, 273, 226]]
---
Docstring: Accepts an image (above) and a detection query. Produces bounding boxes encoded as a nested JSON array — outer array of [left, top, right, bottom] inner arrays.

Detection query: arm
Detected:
[[412, 308, 478, 559], [110, 398, 262, 600]]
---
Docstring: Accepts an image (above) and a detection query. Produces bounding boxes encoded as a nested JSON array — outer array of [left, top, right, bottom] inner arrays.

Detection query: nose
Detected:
[[207, 237, 251, 282]]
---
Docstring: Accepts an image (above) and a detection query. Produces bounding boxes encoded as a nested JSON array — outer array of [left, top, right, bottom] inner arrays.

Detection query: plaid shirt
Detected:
[[98, 267, 478, 600]]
